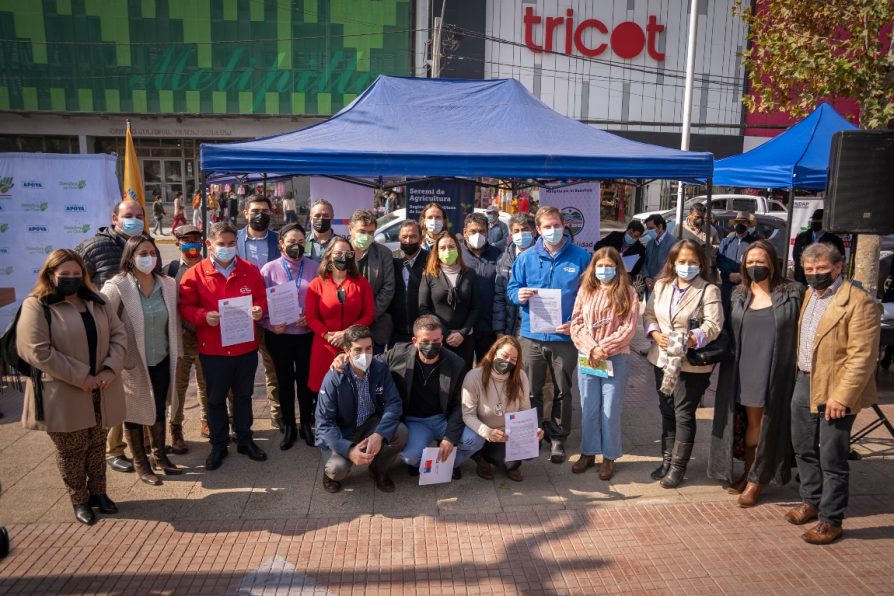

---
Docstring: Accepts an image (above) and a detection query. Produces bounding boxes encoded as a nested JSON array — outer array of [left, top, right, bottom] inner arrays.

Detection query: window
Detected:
[[769, 200, 788, 213], [730, 198, 757, 212]]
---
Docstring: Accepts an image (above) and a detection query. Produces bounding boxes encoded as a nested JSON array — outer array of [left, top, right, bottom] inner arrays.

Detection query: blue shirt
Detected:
[[506, 236, 591, 342], [348, 365, 374, 427], [244, 232, 270, 267], [212, 257, 236, 278]]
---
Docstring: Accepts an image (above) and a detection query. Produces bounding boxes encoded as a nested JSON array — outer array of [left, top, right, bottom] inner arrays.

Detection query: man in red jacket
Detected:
[[179, 221, 268, 470]]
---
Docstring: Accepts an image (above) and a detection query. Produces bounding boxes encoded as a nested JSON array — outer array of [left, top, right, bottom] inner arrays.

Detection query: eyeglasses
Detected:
[[332, 251, 355, 259]]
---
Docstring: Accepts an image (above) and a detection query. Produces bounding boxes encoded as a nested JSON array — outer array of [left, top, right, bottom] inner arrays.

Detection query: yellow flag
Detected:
[[122, 121, 149, 232]]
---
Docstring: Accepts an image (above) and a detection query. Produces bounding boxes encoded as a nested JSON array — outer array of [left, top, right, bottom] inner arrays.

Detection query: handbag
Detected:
[[685, 286, 730, 366]]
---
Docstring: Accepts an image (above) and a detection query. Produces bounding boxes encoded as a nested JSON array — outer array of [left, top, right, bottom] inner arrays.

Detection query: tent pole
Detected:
[[200, 170, 208, 258], [704, 178, 713, 262], [675, 0, 700, 228], [262, 173, 267, 195], [783, 186, 794, 275]]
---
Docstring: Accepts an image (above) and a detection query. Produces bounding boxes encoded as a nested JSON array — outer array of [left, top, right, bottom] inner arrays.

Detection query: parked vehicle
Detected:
[[633, 194, 788, 223]]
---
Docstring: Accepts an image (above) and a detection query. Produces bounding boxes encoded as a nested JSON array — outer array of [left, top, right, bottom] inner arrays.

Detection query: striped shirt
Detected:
[[797, 276, 844, 373], [570, 285, 640, 357]]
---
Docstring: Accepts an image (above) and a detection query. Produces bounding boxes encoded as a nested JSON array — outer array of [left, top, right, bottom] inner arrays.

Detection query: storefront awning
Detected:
[[200, 76, 714, 181]]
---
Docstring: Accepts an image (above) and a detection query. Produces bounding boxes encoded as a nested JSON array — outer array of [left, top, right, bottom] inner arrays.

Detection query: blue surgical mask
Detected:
[[540, 227, 563, 246], [214, 246, 236, 263], [675, 264, 700, 281], [595, 266, 616, 283], [119, 217, 144, 236], [512, 231, 533, 249], [643, 229, 657, 242], [624, 233, 636, 245]]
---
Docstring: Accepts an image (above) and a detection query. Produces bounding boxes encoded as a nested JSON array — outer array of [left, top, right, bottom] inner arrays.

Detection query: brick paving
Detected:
[[1, 328, 893, 594]]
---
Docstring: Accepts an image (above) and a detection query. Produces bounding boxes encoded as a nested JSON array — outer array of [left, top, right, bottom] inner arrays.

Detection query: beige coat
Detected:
[[101, 274, 181, 425], [799, 281, 879, 415], [642, 276, 724, 374], [18, 292, 127, 432]]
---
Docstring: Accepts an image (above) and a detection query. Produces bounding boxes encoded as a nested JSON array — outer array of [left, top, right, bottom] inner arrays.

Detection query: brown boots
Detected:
[[125, 427, 161, 486], [169, 423, 188, 455], [149, 421, 183, 476], [728, 445, 763, 507]]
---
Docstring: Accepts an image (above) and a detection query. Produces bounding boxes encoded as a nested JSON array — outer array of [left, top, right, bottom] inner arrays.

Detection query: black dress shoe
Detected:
[[0, 526, 8, 559], [300, 422, 315, 447], [106, 456, 134, 473], [88, 494, 118, 514], [205, 446, 229, 471], [280, 425, 297, 451], [322, 475, 341, 493], [452, 468, 462, 480], [73, 503, 95, 525], [406, 464, 420, 477], [237, 441, 267, 461]]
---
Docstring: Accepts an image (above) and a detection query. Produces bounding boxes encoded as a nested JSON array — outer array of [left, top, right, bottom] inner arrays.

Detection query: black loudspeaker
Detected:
[[825, 130, 894, 234]]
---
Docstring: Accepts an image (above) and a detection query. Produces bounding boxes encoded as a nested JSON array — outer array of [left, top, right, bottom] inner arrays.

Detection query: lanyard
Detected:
[[280, 257, 305, 292]]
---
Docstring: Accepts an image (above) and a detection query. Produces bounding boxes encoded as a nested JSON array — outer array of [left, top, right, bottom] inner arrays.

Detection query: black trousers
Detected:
[[472, 331, 497, 365], [519, 337, 577, 441], [265, 330, 314, 427], [200, 351, 258, 448], [446, 336, 475, 370], [653, 366, 711, 444], [124, 357, 170, 430], [480, 440, 522, 471], [791, 371, 856, 525]]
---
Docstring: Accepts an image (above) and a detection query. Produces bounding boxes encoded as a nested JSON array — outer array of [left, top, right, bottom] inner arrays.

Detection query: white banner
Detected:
[[0, 152, 120, 331], [788, 198, 825, 269], [539, 182, 601, 250], [308, 177, 374, 238]]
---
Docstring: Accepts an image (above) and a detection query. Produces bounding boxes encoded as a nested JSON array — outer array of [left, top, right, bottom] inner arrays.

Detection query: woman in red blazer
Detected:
[[305, 237, 375, 394]]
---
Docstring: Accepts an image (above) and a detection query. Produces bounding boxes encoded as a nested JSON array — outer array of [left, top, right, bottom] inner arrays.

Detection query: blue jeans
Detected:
[[578, 353, 630, 460], [400, 415, 484, 468]]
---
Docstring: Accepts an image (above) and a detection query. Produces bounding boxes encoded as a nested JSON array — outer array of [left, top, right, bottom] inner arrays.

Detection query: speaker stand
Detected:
[[848, 405, 894, 460]]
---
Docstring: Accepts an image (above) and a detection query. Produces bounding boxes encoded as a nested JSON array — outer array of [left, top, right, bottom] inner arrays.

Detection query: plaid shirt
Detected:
[[797, 276, 844, 373], [349, 365, 375, 428]]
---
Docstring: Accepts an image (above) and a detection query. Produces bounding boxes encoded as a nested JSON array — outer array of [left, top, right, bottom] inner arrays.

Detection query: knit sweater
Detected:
[[569, 285, 639, 358], [461, 367, 531, 439]]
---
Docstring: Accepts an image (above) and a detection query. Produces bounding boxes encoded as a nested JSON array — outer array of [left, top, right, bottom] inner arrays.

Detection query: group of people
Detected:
[[15, 197, 879, 547]]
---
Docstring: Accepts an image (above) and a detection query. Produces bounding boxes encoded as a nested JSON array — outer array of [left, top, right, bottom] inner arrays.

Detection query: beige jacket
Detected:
[[461, 367, 531, 438], [642, 276, 724, 374], [18, 292, 127, 432], [799, 281, 879, 415], [102, 274, 181, 425]]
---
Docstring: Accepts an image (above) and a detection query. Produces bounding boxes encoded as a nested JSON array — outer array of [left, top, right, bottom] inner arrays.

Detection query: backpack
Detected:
[[0, 300, 51, 377]]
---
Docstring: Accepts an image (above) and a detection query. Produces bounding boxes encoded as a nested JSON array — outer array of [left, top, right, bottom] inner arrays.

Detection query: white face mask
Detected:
[[134, 255, 157, 274], [467, 232, 486, 249], [425, 218, 444, 233], [351, 352, 373, 372]]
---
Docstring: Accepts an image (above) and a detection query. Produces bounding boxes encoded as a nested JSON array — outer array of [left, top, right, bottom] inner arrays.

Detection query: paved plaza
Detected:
[[1, 330, 892, 594]]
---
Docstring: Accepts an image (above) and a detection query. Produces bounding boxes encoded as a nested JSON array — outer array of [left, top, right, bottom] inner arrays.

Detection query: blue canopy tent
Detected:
[[712, 102, 858, 190], [200, 76, 713, 181]]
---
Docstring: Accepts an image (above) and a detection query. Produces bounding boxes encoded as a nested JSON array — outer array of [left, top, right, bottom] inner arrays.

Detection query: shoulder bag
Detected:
[[686, 286, 730, 366]]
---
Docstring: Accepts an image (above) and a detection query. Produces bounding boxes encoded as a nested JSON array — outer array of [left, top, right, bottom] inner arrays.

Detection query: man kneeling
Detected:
[[316, 325, 408, 493]]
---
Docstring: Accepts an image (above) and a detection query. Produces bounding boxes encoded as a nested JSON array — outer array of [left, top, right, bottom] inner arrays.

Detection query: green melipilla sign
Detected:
[[0, 0, 412, 116]]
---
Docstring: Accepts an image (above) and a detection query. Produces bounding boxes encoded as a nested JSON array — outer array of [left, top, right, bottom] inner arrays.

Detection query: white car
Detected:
[[633, 194, 789, 223], [375, 208, 512, 252]]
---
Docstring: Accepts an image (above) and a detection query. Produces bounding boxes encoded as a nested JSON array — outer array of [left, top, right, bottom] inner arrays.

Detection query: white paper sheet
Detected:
[[505, 407, 539, 462], [528, 288, 563, 334], [219, 295, 254, 347], [418, 446, 457, 485], [622, 254, 640, 272], [266, 282, 301, 326]]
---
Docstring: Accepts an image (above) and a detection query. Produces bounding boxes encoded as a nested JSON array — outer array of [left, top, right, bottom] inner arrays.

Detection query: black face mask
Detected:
[[313, 218, 332, 233], [810, 221, 823, 233], [735, 223, 748, 235], [417, 341, 442, 359], [56, 276, 83, 296], [805, 272, 834, 291], [400, 242, 420, 256], [285, 244, 304, 260], [747, 265, 770, 282], [249, 213, 270, 231], [332, 258, 349, 271], [492, 358, 515, 375]]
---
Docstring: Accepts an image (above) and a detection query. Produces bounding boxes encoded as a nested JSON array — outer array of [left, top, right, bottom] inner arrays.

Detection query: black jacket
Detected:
[[74, 227, 127, 288], [419, 268, 478, 336], [492, 244, 521, 335], [792, 230, 845, 284], [594, 231, 646, 278], [460, 242, 501, 334], [389, 248, 429, 343], [708, 282, 803, 486], [379, 342, 468, 444]]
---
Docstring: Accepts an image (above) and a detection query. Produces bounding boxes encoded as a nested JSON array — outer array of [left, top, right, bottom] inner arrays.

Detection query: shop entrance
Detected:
[[141, 158, 184, 203]]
